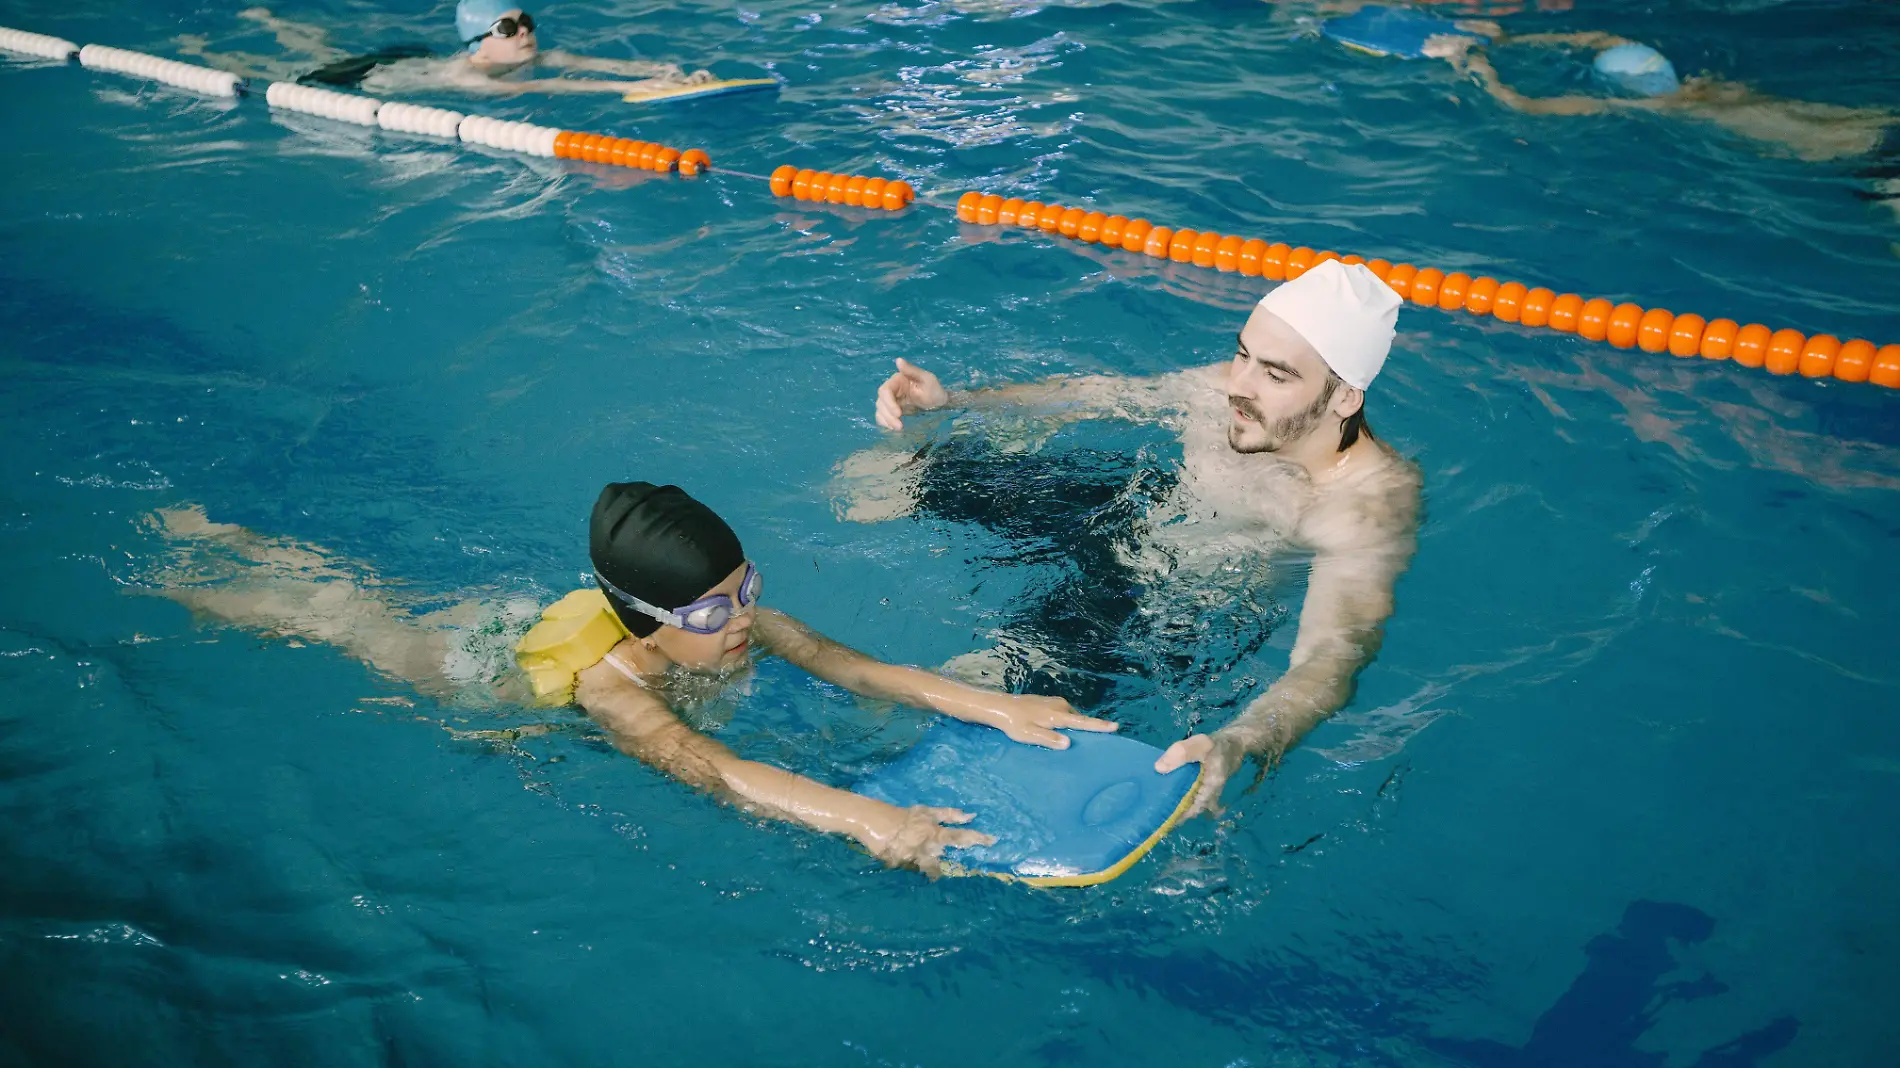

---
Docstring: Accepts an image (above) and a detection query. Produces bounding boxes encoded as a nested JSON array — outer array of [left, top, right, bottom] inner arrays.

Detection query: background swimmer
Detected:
[[1421, 24, 1898, 166], [178, 2, 714, 98], [145, 482, 1115, 876]]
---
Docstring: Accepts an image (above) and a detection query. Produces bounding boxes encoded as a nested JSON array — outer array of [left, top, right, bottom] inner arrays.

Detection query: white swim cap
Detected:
[[1257, 259, 1401, 390]]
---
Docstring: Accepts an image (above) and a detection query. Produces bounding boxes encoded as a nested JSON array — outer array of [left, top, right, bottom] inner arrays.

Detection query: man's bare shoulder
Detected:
[[1303, 439, 1421, 556]]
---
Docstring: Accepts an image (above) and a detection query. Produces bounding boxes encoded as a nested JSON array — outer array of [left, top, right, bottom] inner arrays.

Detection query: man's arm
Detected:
[[751, 608, 1117, 748], [573, 655, 991, 874], [874, 358, 1218, 432], [1219, 541, 1406, 757], [1156, 468, 1420, 815]]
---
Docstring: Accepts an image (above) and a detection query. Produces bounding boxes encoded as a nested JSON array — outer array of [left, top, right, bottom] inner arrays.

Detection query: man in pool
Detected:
[[148, 482, 1115, 876], [856, 260, 1422, 817], [178, 2, 714, 99]]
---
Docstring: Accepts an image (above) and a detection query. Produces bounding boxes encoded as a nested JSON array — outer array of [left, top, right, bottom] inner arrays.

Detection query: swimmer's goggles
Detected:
[[465, 12, 535, 45], [596, 563, 761, 635]]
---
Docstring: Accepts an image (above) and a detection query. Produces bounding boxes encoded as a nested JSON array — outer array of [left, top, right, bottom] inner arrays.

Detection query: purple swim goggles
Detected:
[[596, 562, 761, 635]]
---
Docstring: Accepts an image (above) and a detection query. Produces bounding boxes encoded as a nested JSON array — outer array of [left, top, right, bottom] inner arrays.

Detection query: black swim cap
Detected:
[[589, 482, 745, 637]]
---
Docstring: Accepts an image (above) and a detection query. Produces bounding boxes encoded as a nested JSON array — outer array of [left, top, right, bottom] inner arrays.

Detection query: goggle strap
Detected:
[[465, 15, 532, 45], [594, 571, 685, 629]]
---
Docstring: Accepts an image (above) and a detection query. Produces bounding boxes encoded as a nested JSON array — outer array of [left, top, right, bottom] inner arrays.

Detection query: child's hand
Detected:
[[958, 693, 1119, 749], [859, 804, 995, 877]]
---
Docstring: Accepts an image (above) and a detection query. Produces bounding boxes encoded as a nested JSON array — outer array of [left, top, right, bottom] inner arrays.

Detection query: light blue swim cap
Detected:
[[456, 0, 517, 52], [1593, 43, 1680, 97]]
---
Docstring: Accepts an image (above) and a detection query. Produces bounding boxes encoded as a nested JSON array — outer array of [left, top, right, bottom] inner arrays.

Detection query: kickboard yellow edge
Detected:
[[944, 766, 1206, 888], [622, 78, 778, 103]]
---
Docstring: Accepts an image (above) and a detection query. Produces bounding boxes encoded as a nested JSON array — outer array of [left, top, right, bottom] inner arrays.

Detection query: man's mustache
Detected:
[[1228, 396, 1264, 422]]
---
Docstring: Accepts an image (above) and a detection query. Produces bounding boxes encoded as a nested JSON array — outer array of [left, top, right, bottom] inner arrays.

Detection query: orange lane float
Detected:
[[1871, 345, 1900, 388], [1699, 318, 1738, 360], [1833, 339, 1876, 383], [938, 188, 1895, 387], [552, 130, 699, 174], [1732, 323, 1773, 368], [1667, 314, 1706, 358], [1637, 308, 1674, 354], [1492, 282, 1526, 323], [775, 165, 914, 210]]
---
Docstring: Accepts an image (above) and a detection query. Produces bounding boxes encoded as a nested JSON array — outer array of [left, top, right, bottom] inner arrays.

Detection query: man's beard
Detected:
[[1227, 382, 1335, 455]]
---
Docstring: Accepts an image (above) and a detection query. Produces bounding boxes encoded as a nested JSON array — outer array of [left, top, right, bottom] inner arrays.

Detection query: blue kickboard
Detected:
[[856, 720, 1200, 885], [1321, 4, 1480, 60]]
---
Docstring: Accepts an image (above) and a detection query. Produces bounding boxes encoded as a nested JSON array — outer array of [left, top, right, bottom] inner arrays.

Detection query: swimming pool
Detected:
[[2, 0, 1897, 1063]]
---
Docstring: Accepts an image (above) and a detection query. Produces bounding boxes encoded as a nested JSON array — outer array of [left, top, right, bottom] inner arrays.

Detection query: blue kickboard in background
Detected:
[[1322, 4, 1481, 60]]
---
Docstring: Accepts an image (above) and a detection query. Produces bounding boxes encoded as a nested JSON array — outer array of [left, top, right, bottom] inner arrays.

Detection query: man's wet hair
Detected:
[[1340, 407, 1370, 452], [1318, 374, 1372, 452]]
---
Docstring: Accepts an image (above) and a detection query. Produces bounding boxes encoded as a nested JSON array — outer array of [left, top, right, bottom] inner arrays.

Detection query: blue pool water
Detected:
[[2, 0, 1898, 1064]]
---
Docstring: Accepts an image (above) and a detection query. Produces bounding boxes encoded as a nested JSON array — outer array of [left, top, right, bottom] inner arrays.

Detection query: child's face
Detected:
[[648, 562, 759, 674], [471, 9, 538, 66]]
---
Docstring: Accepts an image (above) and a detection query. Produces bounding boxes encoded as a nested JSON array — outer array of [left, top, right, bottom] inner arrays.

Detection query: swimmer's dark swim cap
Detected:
[[589, 482, 745, 637]]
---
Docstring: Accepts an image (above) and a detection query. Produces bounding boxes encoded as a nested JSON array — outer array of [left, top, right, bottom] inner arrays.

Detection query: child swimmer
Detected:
[[149, 482, 1116, 876], [179, 2, 715, 99]]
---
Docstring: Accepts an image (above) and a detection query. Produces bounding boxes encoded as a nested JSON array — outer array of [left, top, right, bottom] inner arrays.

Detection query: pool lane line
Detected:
[[762, 166, 916, 211], [0, 26, 76, 61], [552, 131, 709, 174], [752, 170, 1898, 386], [937, 191, 1900, 386], [4, 27, 1895, 388], [1, 31, 711, 172], [80, 43, 240, 97]]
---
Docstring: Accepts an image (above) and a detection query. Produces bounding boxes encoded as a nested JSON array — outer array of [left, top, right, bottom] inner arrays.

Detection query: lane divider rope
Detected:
[[769, 165, 915, 211], [0, 27, 76, 60], [948, 191, 1900, 386], [79, 43, 240, 98], [3, 25, 1893, 388], [265, 81, 379, 126]]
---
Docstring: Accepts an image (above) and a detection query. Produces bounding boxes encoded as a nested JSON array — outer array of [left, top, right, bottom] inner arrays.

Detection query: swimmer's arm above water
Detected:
[[469, 74, 693, 96], [753, 608, 1118, 749], [1494, 32, 1636, 50], [534, 49, 688, 79], [873, 358, 1203, 432], [1433, 38, 1655, 118], [574, 654, 993, 875], [1456, 48, 1627, 117], [1156, 482, 1419, 816], [1155, 547, 1407, 816]]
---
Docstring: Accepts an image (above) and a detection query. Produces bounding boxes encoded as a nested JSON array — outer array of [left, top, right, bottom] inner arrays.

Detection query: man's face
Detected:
[[1225, 307, 1339, 455]]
